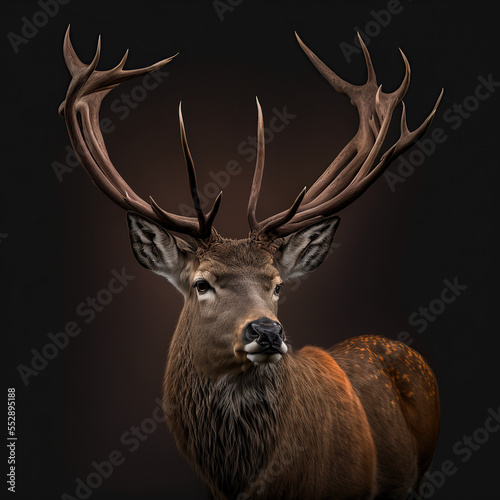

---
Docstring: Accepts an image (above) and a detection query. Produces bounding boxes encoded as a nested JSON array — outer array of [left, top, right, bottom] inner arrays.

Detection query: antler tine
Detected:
[[60, 27, 176, 113], [303, 38, 410, 204], [62, 25, 91, 76], [393, 49, 411, 101], [206, 191, 223, 231], [179, 103, 208, 237], [295, 32, 376, 96], [293, 33, 383, 207], [249, 33, 442, 239], [385, 88, 443, 160], [247, 97, 266, 232], [60, 27, 221, 241], [357, 33, 377, 86], [111, 49, 130, 72], [272, 89, 444, 237], [247, 99, 309, 236], [148, 196, 200, 234], [260, 187, 307, 235]]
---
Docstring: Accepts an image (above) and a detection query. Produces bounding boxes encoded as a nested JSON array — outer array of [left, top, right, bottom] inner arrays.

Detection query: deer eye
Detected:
[[274, 284, 282, 296], [194, 279, 212, 294]]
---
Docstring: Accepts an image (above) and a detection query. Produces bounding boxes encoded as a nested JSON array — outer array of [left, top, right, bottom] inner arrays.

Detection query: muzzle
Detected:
[[242, 317, 288, 364]]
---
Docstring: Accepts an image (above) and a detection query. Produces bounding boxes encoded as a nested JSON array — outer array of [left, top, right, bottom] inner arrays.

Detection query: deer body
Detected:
[[161, 240, 439, 500], [166, 335, 378, 499], [60, 28, 442, 499]]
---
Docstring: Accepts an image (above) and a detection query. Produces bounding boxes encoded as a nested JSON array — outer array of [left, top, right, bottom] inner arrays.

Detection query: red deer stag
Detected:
[[59, 27, 442, 500]]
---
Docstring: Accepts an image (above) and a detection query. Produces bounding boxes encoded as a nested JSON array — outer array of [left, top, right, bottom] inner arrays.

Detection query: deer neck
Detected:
[[163, 311, 289, 497]]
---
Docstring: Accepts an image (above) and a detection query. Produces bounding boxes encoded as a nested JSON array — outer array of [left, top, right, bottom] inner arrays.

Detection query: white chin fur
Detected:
[[247, 353, 282, 364]]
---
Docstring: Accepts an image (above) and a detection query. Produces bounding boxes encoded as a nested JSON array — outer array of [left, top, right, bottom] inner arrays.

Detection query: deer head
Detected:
[[59, 27, 442, 378]]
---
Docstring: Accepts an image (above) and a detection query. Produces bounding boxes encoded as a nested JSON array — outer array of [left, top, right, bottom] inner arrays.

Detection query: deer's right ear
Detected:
[[127, 212, 196, 294], [274, 216, 340, 281]]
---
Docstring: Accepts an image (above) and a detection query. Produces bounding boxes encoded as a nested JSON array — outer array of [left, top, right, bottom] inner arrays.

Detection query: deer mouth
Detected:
[[259, 346, 283, 355], [247, 352, 283, 364], [243, 340, 288, 364]]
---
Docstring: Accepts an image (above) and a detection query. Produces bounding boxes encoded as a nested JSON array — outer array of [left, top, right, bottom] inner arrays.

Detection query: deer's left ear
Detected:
[[274, 216, 340, 281]]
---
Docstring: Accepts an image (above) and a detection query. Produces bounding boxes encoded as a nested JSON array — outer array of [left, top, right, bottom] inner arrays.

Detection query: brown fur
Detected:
[[161, 239, 440, 500], [59, 29, 442, 499]]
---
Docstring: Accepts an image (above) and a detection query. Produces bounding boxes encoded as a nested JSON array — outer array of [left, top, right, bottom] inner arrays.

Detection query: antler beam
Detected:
[[248, 33, 443, 238], [59, 26, 221, 240]]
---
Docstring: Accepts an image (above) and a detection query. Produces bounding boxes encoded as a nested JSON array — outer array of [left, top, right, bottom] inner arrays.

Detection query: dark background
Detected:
[[2, 0, 498, 499]]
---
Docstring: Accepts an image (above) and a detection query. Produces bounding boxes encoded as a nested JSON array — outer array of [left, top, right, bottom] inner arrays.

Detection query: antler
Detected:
[[59, 26, 222, 241], [248, 33, 443, 238]]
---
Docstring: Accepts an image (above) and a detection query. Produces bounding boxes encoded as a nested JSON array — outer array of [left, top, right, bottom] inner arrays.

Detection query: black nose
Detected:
[[245, 317, 284, 347]]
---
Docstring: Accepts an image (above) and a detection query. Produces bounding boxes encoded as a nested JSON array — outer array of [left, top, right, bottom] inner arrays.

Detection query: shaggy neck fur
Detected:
[[163, 315, 289, 498]]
